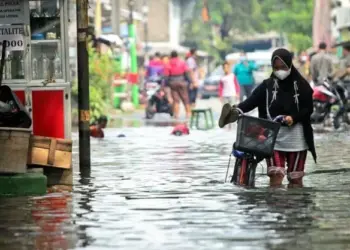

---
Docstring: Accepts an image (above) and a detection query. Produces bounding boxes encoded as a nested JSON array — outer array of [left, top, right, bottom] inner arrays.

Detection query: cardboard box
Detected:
[[27, 135, 72, 169]]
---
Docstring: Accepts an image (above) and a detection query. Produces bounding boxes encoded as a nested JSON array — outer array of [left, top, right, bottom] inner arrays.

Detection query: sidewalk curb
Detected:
[[0, 173, 47, 197]]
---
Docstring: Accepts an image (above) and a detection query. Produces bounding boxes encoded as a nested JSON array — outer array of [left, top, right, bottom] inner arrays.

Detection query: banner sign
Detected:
[[0, 1, 26, 24], [0, 25, 24, 51]]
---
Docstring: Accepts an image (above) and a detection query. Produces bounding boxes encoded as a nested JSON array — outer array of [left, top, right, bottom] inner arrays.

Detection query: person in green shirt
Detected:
[[233, 53, 258, 101]]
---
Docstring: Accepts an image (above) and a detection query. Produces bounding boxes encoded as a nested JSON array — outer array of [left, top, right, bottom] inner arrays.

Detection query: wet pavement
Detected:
[[1, 100, 350, 250]]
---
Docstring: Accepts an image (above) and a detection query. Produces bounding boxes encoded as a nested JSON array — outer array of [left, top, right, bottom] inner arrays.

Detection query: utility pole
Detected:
[[76, 0, 91, 172], [112, 0, 120, 35], [128, 0, 139, 107]]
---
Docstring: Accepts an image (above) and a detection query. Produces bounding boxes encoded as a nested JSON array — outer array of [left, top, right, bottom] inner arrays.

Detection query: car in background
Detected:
[[199, 66, 224, 99]]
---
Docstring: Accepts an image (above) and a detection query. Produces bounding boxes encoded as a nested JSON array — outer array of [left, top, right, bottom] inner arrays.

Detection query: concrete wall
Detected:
[[313, 0, 332, 49], [137, 0, 170, 42]]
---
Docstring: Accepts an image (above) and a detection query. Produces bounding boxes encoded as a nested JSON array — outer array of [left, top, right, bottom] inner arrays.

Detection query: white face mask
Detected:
[[274, 69, 291, 80]]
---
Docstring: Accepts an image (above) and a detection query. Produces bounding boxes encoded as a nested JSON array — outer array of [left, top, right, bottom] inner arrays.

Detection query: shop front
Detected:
[[2, 0, 71, 139]]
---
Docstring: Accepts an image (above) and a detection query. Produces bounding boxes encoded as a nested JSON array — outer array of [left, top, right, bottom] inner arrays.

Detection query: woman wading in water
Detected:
[[219, 48, 316, 187]]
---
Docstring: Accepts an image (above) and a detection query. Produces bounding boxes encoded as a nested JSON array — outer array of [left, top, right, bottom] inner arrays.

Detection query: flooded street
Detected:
[[1, 106, 350, 249]]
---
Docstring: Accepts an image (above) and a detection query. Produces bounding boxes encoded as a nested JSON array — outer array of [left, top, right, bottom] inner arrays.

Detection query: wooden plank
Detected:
[[48, 139, 57, 165], [27, 135, 72, 170]]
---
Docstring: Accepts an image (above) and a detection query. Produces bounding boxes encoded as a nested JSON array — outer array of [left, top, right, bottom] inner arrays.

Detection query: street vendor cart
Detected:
[[2, 0, 71, 139]]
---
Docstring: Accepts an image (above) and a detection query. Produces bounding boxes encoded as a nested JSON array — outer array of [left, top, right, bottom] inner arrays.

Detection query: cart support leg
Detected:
[[76, 0, 91, 173]]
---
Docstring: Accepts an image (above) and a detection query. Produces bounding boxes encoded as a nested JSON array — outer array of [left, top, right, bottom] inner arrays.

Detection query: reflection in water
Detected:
[[109, 117, 142, 128], [235, 188, 315, 250], [1, 125, 350, 249], [31, 193, 73, 250], [75, 172, 97, 248], [0, 192, 76, 250]]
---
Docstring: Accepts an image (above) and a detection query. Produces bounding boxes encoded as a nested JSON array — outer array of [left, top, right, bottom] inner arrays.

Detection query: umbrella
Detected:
[[98, 34, 124, 46]]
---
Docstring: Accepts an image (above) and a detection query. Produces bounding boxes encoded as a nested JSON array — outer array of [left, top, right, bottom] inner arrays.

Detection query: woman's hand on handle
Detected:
[[273, 115, 293, 126], [285, 116, 293, 126]]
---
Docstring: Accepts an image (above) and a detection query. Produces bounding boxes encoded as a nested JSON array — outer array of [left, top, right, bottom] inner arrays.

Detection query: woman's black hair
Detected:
[[270, 48, 310, 88], [98, 115, 108, 124], [170, 50, 178, 58], [222, 61, 229, 67], [190, 48, 197, 54]]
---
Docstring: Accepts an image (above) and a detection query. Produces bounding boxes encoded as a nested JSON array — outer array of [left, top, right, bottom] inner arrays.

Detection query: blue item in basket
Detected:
[[31, 33, 44, 40], [232, 150, 244, 158]]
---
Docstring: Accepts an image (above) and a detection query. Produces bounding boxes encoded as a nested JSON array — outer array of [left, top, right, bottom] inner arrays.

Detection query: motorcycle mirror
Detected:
[[322, 81, 331, 89]]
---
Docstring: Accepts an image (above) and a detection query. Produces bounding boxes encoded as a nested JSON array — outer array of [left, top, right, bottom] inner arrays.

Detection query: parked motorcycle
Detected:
[[311, 79, 349, 129], [144, 75, 163, 101]]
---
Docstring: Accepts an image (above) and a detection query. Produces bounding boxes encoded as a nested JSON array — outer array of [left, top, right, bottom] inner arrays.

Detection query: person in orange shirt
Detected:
[[90, 115, 108, 138]]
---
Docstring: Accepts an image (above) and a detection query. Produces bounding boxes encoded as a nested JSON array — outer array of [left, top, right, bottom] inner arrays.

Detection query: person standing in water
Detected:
[[90, 115, 108, 138], [310, 42, 333, 84], [164, 50, 192, 119], [219, 48, 316, 187], [186, 48, 199, 108], [219, 61, 240, 105], [233, 52, 258, 101]]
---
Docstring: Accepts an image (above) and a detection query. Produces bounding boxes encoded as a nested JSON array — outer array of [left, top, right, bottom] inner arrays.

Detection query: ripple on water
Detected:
[[1, 126, 350, 250]]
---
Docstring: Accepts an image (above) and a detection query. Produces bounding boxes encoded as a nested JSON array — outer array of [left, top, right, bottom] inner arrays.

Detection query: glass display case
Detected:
[[3, 0, 72, 139], [0, 0, 67, 85], [2, 50, 26, 81], [29, 0, 65, 83]]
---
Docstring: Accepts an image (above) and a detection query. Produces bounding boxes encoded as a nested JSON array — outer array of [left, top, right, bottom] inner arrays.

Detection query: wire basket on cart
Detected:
[[235, 115, 281, 157]]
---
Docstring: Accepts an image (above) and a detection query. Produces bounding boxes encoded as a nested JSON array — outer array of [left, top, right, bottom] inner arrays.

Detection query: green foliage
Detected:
[[259, 0, 313, 51], [72, 43, 121, 122], [183, 0, 314, 58], [183, 0, 263, 60]]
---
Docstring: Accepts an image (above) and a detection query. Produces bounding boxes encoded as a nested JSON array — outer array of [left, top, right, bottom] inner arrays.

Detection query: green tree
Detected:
[[259, 0, 313, 52], [183, 0, 314, 57], [183, 0, 264, 60], [72, 43, 120, 122]]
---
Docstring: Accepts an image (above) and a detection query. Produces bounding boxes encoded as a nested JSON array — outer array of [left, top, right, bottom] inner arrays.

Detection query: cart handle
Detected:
[[235, 107, 285, 124], [273, 115, 285, 123]]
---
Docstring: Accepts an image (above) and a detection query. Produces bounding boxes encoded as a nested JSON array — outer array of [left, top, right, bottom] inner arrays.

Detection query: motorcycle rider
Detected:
[[146, 52, 164, 82], [310, 42, 333, 84], [147, 89, 172, 117], [334, 45, 350, 82]]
